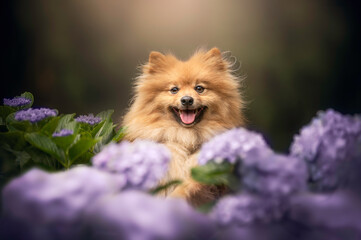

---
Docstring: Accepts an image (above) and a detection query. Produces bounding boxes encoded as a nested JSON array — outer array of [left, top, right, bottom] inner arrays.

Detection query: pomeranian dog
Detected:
[[122, 48, 244, 206]]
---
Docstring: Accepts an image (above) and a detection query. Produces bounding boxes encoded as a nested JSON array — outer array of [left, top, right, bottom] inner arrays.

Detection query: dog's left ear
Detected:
[[147, 51, 167, 74], [205, 48, 225, 71]]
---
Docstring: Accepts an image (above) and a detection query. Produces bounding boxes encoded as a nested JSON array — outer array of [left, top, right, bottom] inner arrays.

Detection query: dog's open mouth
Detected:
[[170, 106, 207, 126]]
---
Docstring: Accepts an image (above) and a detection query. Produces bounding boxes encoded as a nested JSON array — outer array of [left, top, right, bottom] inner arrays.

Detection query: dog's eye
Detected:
[[195, 85, 205, 93], [170, 87, 179, 94]]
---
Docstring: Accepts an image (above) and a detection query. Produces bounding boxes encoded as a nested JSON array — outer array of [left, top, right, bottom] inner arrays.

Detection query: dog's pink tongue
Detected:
[[180, 111, 196, 124]]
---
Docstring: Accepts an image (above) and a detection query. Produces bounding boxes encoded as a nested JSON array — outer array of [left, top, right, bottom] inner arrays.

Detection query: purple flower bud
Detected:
[[75, 114, 101, 125], [198, 128, 273, 165], [3, 97, 31, 107], [211, 193, 287, 226], [14, 108, 57, 123], [92, 140, 171, 190], [52, 129, 74, 137], [290, 109, 361, 190]]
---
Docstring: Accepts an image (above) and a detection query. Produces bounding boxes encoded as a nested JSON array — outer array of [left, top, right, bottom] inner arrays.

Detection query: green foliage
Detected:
[[191, 161, 240, 191], [0, 92, 124, 185]]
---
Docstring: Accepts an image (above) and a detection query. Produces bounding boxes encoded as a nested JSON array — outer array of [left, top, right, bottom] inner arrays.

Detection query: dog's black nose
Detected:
[[181, 96, 194, 106]]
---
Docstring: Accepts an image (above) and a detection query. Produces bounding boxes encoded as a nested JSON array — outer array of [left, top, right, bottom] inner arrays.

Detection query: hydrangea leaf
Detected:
[[0, 106, 14, 125], [68, 137, 98, 166], [26, 146, 60, 170], [96, 109, 114, 122], [93, 121, 115, 153], [25, 132, 66, 167], [52, 133, 77, 151], [1, 144, 31, 168], [0, 131, 27, 150], [112, 127, 126, 142], [149, 179, 182, 195], [191, 161, 238, 188], [55, 114, 76, 132], [41, 116, 61, 136]]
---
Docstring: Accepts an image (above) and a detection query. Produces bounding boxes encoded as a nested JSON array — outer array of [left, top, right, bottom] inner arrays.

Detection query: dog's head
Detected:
[[133, 48, 244, 129]]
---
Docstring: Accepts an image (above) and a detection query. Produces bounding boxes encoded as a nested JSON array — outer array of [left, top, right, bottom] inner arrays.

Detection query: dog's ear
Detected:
[[204, 47, 225, 71], [147, 51, 167, 74]]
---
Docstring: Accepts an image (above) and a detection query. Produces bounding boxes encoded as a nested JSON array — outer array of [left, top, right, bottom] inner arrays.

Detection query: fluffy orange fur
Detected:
[[122, 48, 244, 205]]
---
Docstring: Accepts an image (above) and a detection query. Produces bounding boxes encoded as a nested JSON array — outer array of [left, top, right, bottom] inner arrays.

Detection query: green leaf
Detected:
[[41, 116, 61, 136], [113, 127, 126, 142], [96, 109, 114, 122], [2, 144, 31, 168], [93, 121, 115, 153], [0, 106, 14, 125], [25, 132, 66, 167], [52, 133, 77, 151], [149, 179, 182, 195], [0, 131, 27, 150], [19, 92, 34, 109], [68, 137, 98, 165], [55, 114, 75, 131], [26, 146, 60, 170], [191, 162, 238, 188], [71, 151, 94, 166]]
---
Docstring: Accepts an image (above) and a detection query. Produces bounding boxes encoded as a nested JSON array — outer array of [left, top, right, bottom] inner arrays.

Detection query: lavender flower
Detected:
[[198, 128, 272, 165], [75, 114, 101, 125], [92, 140, 171, 190], [2, 166, 125, 239], [14, 108, 57, 123], [241, 153, 308, 197], [52, 129, 73, 137], [211, 193, 286, 226], [85, 190, 214, 240], [290, 109, 361, 190], [3, 97, 31, 107]]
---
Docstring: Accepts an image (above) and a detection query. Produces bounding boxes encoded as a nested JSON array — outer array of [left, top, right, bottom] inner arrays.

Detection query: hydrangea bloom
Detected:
[[75, 114, 101, 125], [198, 128, 272, 165], [241, 153, 308, 197], [290, 109, 361, 190], [85, 190, 215, 240], [2, 166, 124, 239], [14, 108, 57, 123], [211, 193, 286, 226], [52, 129, 73, 137], [92, 140, 171, 190], [3, 97, 31, 107]]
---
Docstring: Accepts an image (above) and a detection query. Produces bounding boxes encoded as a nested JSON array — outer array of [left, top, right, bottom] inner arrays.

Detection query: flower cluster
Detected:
[[14, 108, 57, 123], [241, 153, 307, 197], [52, 129, 74, 137], [92, 140, 171, 190], [2, 166, 125, 239], [75, 114, 101, 125], [3, 97, 31, 107], [290, 109, 361, 190], [211, 193, 286, 226], [198, 128, 272, 165]]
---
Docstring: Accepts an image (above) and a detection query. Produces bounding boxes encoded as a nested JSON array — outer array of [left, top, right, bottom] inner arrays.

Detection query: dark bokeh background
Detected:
[[2, 0, 360, 151]]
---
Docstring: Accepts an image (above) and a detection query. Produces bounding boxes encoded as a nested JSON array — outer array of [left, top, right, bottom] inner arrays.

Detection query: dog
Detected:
[[122, 48, 244, 206]]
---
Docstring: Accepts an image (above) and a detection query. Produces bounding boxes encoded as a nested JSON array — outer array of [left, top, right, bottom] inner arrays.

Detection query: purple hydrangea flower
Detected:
[[75, 114, 101, 125], [2, 166, 125, 239], [52, 129, 73, 137], [241, 153, 308, 197], [92, 140, 171, 190], [211, 193, 287, 226], [290, 109, 361, 190], [289, 191, 361, 231], [3, 97, 31, 107], [198, 128, 273, 165], [85, 190, 215, 240], [14, 108, 57, 123]]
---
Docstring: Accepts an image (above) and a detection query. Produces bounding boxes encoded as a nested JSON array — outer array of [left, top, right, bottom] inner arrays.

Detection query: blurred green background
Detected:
[[2, 0, 360, 152]]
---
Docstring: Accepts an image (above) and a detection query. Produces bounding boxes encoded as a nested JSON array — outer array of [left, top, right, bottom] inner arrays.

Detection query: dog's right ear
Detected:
[[147, 51, 167, 74]]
